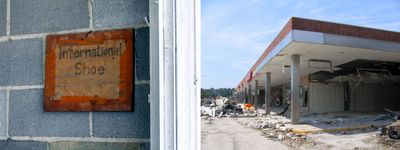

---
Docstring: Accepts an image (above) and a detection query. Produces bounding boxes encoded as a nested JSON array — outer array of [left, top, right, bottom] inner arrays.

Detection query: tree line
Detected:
[[201, 88, 235, 98]]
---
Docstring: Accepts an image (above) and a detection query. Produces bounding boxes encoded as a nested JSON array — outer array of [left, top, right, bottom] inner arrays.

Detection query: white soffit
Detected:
[[255, 31, 292, 73], [254, 29, 400, 87]]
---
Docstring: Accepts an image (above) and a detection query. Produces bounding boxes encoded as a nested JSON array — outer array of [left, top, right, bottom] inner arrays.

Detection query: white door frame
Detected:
[[149, 0, 201, 149]]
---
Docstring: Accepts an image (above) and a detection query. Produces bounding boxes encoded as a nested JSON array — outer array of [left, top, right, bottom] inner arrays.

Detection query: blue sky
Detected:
[[201, 0, 400, 88]]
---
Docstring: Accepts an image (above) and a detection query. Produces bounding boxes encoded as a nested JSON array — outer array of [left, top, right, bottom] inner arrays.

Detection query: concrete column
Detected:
[[241, 88, 244, 103], [238, 89, 240, 102], [240, 87, 245, 103], [248, 84, 252, 104], [291, 55, 300, 124], [242, 91, 245, 103], [265, 72, 271, 115], [244, 87, 248, 103], [236, 90, 239, 101], [282, 84, 286, 106], [254, 80, 259, 109]]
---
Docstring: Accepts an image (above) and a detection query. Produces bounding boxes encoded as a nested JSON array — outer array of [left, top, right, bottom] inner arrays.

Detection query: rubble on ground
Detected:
[[201, 98, 400, 148], [236, 108, 398, 149], [236, 114, 316, 148], [243, 103, 255, 113], [378, 108, 400, 140], [201, 97, 253, 118]]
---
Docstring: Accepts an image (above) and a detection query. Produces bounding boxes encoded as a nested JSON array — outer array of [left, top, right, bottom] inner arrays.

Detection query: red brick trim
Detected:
[[237, 17, 400, 90], [237, 19, 293, 89], [292, 17, 400, 43]]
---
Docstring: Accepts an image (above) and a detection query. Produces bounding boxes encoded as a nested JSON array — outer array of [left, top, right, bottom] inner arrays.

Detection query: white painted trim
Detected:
[[9, 136, 150, 143], [162, 0, 176, 148], [149, 0, 161, 149], [175, 0, 200, 149], [194, 0, 201, 149], [292, 30, 324, 44], [150, 0, 200, 149], [291, 29, 400, 52], [323, 33, 400, 52]]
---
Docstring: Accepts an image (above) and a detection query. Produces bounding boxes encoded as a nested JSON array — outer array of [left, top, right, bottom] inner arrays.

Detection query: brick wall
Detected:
[[0, 0, 150, 149]]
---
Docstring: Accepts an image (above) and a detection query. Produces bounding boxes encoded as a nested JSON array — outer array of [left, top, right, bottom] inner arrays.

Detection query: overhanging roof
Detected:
[[236, 17, 400, 91]]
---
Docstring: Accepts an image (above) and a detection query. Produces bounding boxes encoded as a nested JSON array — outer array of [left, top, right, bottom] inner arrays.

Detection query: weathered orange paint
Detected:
[[44, 29, 134, 112]]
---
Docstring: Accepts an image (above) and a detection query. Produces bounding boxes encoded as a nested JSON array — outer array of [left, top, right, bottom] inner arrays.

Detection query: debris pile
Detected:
[[237, 115, 317, 148], [380, 121, 400, 139], [378, 108, 400, 140], [376, 131, 400, 149], [201, 97, 246, 117], [222, 100, 243, 115], [201, 96, 400, 148], [237, 110, 398, 148], [243, 103, 254, 113]]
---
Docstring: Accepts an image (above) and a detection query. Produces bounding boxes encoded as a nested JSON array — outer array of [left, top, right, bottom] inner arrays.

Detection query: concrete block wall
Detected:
[[0, 0, 150, 149], [353, 84, 400, 112], [309, 83, 344, 112]]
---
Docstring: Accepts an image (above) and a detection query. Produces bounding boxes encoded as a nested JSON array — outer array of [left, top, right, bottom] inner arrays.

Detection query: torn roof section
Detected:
[[236, 17, 400, 91]]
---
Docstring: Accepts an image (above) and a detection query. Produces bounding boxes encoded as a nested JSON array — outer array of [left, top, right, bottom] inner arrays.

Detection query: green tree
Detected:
[[201, 88, 235, 98]]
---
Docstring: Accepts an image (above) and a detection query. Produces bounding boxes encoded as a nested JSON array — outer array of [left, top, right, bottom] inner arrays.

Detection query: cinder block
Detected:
[[0, 90, 6, 136], [0, 38, 43, 86], [0, 140, 47, 150], [135, 28, 149, 81], [0, 0, 6, 36], [49, 141, 150, 150], [92, 0, 148, 28], [9, 89, 90, 137], [92, 84, 150, 138], [10, 0, 89, 35]]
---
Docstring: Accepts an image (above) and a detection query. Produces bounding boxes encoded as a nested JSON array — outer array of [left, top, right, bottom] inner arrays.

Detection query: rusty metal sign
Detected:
[[44, 29, 134, 111]]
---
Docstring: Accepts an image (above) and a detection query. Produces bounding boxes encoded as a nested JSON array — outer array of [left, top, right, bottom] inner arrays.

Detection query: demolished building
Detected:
[[235, 17, 400, 124]]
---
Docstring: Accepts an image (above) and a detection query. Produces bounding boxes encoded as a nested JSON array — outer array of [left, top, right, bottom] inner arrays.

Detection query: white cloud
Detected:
[[202, 0, 400, 88]]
